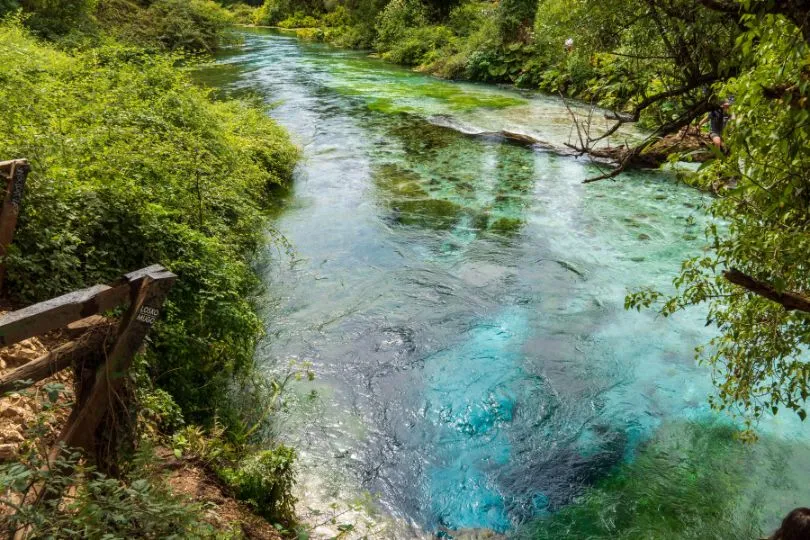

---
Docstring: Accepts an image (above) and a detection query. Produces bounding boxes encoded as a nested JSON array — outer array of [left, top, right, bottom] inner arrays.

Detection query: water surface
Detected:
[[202, 29, 810, 538]]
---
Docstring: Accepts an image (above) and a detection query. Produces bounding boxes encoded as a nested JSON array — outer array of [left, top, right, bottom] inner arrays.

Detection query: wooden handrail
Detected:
[[0, 264, 172, 346]]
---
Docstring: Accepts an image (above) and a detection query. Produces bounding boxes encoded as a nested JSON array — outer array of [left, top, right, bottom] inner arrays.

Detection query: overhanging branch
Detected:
[[724, 268, 810, 313]]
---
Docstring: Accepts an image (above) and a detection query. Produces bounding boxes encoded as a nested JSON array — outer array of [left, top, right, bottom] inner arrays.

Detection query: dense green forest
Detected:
[[0, 0, 809, 537]]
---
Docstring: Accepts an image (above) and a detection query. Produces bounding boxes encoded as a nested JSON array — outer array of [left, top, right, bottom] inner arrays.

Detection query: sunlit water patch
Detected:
[[200, 29, 810, 538]]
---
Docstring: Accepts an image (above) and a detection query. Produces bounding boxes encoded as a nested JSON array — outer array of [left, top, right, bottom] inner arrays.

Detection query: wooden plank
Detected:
[[0, 159, 30, 289], [0, 328, 111, 394], [55, 267, 176, 458], [0, 283, 129, 346]]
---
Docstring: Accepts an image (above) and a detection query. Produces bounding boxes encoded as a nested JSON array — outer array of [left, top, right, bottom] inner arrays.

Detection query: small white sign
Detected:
[[136, 306, 160, 325]]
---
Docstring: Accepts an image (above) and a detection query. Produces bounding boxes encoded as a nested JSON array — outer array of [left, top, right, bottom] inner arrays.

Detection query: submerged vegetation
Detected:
[[240, 0, 810, 435], [516, 420, 770, 539]]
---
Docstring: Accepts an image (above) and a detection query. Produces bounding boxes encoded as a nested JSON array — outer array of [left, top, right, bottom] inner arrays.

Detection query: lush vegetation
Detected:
[[0, 0, 303, 535], [1, 0, 235, 51], [515, 420, 768, 539], [0, 21, 297, 429], [2, 448, 216, 538]]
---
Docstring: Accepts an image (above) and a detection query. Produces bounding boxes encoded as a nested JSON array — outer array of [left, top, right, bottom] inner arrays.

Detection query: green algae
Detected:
[[366, 97, 416, 115], [489, 216, 524, 235], [373, 163, 430, 198], [515, 420, 777, 540], [393, 198, 465, 230]]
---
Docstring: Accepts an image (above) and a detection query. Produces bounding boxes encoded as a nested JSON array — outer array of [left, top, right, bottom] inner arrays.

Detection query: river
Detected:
[[200, 28, 810, 539]]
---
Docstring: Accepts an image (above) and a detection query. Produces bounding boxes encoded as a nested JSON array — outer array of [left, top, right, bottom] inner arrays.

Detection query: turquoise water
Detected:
[[202, 29, 810, 538]]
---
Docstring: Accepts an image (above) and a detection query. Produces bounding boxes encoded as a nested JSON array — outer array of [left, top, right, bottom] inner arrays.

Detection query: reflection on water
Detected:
[[200, 29, 810, 538]]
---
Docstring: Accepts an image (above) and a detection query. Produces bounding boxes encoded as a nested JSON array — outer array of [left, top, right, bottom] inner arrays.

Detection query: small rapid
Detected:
[[199, 29, 810, 538]]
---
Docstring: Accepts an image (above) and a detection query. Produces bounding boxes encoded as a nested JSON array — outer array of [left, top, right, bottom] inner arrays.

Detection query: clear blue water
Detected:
[[201, 29, 810, 538]]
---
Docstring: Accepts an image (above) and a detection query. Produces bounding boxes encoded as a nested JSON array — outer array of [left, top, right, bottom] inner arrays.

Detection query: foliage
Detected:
[[218, 444, 298, 526], [227, 2, 258, 24], [627, 9, 810, 435], [253, 0, 288, 25], [515, 421, 765, 539], [13, 0, 98, 38], [136, 0, 234, 52], [0, 448, 216, 539], [138, 386, 187, 438], [373, 0, 427, 52], [0, 23, 298, 428], [254, 0, 325, 25], [278, 11, 319, 28], [497, 0, 536, 42], [381, 25, 453, 65]]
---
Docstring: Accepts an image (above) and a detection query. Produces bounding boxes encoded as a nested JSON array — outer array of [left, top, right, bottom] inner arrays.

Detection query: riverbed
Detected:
[[200, 28, 810, 539]]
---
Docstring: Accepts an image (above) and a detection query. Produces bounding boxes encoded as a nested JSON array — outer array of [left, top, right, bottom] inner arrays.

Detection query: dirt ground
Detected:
[[0, 317, 282, 539]]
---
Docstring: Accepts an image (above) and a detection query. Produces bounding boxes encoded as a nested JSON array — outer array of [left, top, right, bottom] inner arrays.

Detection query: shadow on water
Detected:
[[515, 418, 808, 539]]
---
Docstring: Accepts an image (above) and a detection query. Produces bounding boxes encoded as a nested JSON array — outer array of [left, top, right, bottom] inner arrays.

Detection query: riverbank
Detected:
[[206, 28, 810, 538], [0, 12, 302, 537], [232, 13, 720, 174]]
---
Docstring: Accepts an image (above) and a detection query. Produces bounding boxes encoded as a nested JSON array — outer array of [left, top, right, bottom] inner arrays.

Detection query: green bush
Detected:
[[373, 0, 426, 52], [219, 445, 297, 526], [322, 4, 349, 27], [448, 0, 487, 37], [381, 24, 454, 66], [228, 2, 257, 24], [253, 0, 292, 25], [0, 450, 215, 539], [17, 0, 98, 38], [138, 0, 233, 52], [0, 23, 298, 427], [277, 11, 319, 28]]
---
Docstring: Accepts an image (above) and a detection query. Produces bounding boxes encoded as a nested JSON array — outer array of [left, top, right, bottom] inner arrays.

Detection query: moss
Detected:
[[366, 97, 415, 114], [393, 198, 465, 230], [374, 163, 430, 198], [515, 420, 767, 540], [488, 216, 523, 235]]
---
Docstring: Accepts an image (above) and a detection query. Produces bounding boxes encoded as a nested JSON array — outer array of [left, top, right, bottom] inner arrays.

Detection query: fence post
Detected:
[[54, 266, 176, 464], [0, 159, 30, 290]]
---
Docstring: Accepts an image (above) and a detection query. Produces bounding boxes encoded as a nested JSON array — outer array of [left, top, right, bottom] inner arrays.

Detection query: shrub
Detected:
[[277, 11, 319, 28], [219, 445, 297, 526], [373, 0, 426, 52], [381, 25, 454, 66], [228, 2, 257, 24], [17, 0, 98, 38], [253, 0, 292, 25], [0, 450, 214, 538], [322, 4, 349, 27], [0, 23, 298, 427], [138, 0, 233, 52], [448, 0, 487, 37]]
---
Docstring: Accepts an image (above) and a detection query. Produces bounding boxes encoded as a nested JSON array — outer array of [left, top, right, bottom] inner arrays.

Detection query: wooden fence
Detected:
[[0, 159, 176, 536]]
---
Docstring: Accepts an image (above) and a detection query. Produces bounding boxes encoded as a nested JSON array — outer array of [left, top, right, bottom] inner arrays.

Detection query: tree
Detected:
[[557, 0, 740, 179], [498, 0, 537, 41], [628, 1, 810, 437]]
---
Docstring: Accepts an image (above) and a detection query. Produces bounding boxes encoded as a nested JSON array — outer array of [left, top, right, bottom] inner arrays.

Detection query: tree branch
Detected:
[[724, 268, 810, 313]]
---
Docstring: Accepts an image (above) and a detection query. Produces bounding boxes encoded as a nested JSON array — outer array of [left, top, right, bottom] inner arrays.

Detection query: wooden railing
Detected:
[[0, 160, 177, 534], [0, 265, 176, 463]]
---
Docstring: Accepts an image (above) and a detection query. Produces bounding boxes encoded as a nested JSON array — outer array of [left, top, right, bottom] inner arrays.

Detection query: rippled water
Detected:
[[200, 29, 810, 538]]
